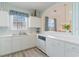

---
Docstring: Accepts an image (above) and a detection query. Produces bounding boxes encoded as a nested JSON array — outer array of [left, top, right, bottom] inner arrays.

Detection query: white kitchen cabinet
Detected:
[[21, 35, 36, 50], [64, 42, 79, 57], [46, 37, 64, 57], [11, 35, 36, 53], [0, 37, 12, 56], [11, 36, 23, 52], [0, 10, 9, 26], [0, 35, 36, 56], [29, 16, 41, 27], [46, 36, 79, 57]]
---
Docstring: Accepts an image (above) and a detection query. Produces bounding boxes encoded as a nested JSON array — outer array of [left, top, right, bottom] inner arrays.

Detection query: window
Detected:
[[48, 19, 56, 31], [48, 19, 55, 28], [10, 10, 29, 30]]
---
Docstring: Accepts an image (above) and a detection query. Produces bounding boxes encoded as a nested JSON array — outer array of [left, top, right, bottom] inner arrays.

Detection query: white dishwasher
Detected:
[[37, 35, 46, 53]]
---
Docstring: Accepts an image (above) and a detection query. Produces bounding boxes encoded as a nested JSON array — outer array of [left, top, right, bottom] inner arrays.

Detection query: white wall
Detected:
[[41, 3, 72, 32]]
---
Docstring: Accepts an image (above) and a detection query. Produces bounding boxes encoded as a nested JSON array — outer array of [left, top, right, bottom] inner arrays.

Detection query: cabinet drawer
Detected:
[[65, 42, 79, 53]]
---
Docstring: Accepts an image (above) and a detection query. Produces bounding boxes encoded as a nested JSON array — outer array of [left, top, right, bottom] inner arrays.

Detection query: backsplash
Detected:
[[0, 26, 40, 35], [27, 27, 40, 33], [0, 27, 10, 34]]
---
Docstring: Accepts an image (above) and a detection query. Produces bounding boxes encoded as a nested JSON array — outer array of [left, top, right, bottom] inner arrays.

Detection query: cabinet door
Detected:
[[0, 11, 9, 26], [34, 17, 40, 27], [0, 37, 12, 56], [46, 37, 64, 57], [12, 36, 22, 52], [29, 16, 40, 27], [65, 42, 79, 57], [21, 36, 36, 49], [12, 36, 36, 53]]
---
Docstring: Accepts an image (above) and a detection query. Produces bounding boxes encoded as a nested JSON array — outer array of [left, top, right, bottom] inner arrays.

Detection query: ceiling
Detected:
[[8, 2, 56, 12]]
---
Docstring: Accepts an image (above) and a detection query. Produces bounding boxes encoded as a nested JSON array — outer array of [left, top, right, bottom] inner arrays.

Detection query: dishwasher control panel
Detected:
[[38, 35, 46, 41]]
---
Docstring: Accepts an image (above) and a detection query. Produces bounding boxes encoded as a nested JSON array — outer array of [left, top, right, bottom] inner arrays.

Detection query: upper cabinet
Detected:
[[0, 10, 9, 27], [29, 16, 41, 27]]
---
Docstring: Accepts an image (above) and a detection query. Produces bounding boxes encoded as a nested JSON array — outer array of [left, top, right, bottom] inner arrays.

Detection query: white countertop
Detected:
[[38, 31, 79, 45], [0, 34, 28, 37], [0, 35, 13, 37]]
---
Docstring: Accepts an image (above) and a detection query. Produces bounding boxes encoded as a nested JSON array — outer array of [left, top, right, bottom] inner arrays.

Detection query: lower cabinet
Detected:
[[12, 36, 36, 53], [46, 37, 64, 57], [46, 37, 79, 57], [11, 36, 23, 52], [0, 35, 36, 56], [21, 35, 36, 50], [0, 37, 12, 56], [65, 42, 79, 57]]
